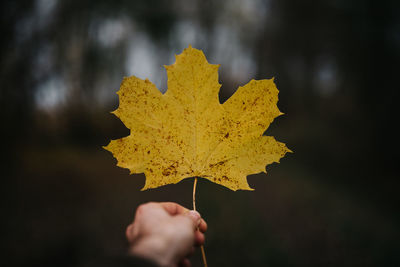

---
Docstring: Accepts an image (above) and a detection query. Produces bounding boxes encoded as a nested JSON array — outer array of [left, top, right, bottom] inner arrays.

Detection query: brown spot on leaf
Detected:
[[209, 159, 228, 168], [162, 169, 171, 176]]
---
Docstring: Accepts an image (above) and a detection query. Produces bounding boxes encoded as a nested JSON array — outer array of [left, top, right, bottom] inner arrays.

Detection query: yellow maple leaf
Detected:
[[104, 46, 291, 191]]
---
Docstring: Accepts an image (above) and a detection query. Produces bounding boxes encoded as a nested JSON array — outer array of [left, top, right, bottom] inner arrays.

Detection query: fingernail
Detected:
[[188, 210, 201, 225]]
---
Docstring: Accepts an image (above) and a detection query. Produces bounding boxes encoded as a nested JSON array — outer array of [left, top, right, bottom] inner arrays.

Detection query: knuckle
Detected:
[[135, 203, 149, 215], [135, 202, 159, 217], [125, 224, 134, 241]]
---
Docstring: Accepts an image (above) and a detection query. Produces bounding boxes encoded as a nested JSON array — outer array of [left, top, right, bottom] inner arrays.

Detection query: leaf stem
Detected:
[[193, 177, 208, 267]]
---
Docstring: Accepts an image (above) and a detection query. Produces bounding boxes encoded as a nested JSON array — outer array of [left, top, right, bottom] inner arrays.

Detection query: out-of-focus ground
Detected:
[[1, 0, 399, 266]]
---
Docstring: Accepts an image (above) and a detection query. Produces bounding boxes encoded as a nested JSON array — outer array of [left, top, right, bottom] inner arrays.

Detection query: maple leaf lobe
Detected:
[[104, 46, 291, 191]]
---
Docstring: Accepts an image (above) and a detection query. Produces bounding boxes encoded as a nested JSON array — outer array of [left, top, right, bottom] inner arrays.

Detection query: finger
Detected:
[[187, 246, 195, 257], [194, 231, 205, 246], [198, 218, 207, 233], [178, 258, 191, 267], [159, 202, 189, 215], [185, 210, 201, 229]]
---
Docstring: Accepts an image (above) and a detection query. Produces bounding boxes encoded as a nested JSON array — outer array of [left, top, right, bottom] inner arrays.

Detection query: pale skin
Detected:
[[126, 202, 208, 267]]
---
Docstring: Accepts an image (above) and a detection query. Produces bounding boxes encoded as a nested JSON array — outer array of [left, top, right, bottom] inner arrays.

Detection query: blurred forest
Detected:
[[1, 0, 399, 266]]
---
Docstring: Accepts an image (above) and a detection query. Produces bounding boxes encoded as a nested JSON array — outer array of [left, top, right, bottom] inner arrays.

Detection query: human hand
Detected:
[[126, 202, 207, 267]]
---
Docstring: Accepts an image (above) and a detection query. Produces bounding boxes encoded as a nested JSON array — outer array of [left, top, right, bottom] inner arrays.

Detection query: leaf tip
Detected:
[[239, 186, 255, 192], [211, 64, 221, 70], [140, 182, 149, 191]]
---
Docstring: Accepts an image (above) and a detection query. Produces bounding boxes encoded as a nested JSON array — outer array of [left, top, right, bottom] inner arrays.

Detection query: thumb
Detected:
[[185, 210, 201, 228]]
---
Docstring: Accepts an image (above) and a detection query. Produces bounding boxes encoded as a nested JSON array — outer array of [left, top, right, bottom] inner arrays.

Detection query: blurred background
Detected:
[[1, 0, 399, 266]]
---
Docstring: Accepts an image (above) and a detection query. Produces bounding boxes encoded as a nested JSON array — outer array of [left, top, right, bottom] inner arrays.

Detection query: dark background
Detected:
[[1, 0, 399, 266]]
